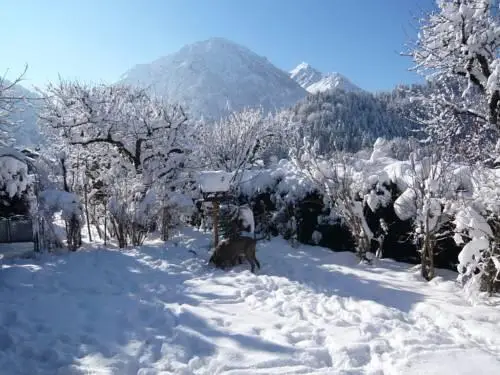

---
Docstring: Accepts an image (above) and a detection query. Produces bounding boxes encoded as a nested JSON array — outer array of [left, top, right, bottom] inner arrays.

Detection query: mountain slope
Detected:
[[290, 62, 362, 93], [290, 89, 415, 153], [120, 38, 307, 120], [0, 83, 41, 147]]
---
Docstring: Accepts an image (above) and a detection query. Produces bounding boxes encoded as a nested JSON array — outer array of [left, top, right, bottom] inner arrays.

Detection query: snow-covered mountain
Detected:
[[120, 38, 308, 120], [1, 83, 41, 147], [290, 62, 362, 93], [289, 62, 324, 89]]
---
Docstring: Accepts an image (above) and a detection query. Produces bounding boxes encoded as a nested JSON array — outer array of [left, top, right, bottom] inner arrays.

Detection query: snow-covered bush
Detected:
[[158, 190, 195, 241], [291, 138, 382, 262], [38, 189, 83, 251], [403, 0, 500, 291], [454, 207, 500, 297], [311, 230, 322, 245], [451, 167, 500, 296], [0, 149, 31, 206]]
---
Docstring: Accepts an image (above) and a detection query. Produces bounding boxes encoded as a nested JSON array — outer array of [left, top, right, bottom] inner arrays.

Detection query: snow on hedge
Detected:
[[239, 159, 317, 203], [0, 148, 31, 199], [394, 188, 417, 221], [196, 139, 499, 290], [234, 140, 476, 214]]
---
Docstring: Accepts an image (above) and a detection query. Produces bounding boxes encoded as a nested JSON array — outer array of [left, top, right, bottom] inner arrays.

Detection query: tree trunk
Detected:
[[84, 183, 92, 242], [61, 156, 82, 251], [67, 214, 82, 251], [421, 232, 435, 281], [161, 207, 170, 241]]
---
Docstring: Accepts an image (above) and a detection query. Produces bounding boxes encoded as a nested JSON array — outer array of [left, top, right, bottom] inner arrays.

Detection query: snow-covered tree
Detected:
[[408, 0, 500, 155], [194, 107, 275, 172], [403, 75, 495, 161], [0, 66, 28, 146], [39, 80, 191, 247], [406, 0, 500, 289], [393, 146, 462, 280], [288, 90, 414, 154], [40, 81, 188, 177]]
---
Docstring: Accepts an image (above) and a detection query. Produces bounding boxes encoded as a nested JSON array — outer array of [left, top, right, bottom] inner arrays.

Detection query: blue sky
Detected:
[[2, 0, 436, 92]]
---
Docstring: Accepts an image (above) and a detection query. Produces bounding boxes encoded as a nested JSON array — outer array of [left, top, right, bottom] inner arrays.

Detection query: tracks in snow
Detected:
[[1, 230, 499, 374]]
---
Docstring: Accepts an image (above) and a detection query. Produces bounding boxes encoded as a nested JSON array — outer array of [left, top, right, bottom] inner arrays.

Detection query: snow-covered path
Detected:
[[1, 229, 499, 375]]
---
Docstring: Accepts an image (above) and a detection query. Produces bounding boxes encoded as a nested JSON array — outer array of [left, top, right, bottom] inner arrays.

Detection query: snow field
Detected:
[[0, 228, 499, 374]]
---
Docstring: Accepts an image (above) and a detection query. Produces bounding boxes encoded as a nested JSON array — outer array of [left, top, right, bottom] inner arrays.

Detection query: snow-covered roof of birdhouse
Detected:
[[199, 170, 233, 193]]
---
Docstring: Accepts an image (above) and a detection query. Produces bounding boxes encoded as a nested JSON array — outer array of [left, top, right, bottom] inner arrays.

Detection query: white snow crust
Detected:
[[1, 228, 499, 374], [198, 170, 233, 193]]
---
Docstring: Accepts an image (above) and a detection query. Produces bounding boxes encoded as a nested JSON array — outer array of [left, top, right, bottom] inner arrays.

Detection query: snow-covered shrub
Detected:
[[38, 189, 83, 251], [250, 194, 274, 240], [0, 149, 31, 206], [452, 166, 500, 296], [236, 158, 318, 243], [106, 176, 166, 247], [388, 137, 415, 161], [291, 137, 396, 262], [217, 203, 256, 242], [271, 202, 298, 243], [454, 205, 500, 296], [387, 143, 475, 280], [311, 230, 322, 245]]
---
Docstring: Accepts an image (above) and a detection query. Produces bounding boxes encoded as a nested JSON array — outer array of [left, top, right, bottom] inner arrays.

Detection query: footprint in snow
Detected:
[[340, 343, 372, 368]]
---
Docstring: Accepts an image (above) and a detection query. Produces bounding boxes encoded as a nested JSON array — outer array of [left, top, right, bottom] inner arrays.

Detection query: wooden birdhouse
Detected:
[[198, 171, 233, 247]]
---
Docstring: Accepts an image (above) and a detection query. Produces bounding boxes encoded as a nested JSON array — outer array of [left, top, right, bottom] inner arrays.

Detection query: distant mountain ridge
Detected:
[[289, 62, 362, 93], [120, 37, 308, 120]]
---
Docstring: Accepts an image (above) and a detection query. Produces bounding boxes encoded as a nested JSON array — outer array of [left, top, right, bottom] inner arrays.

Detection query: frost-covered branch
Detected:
[[408, 0, 500, 129], [38, 80, 192, 247], [0, 65, 28, 146], [194, 107, 276, 173], [40, 81, 188, 177]]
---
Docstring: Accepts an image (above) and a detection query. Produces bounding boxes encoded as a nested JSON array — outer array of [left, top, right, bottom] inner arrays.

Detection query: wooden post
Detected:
[[212, 200, 220, 247]]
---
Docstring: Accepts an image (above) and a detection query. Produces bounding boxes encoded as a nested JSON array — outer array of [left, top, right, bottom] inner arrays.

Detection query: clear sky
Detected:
[[2, 0, 436, 92]]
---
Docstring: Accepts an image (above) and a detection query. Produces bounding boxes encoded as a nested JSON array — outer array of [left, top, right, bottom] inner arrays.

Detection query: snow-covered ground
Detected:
[[1, 228, 499, 375]]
